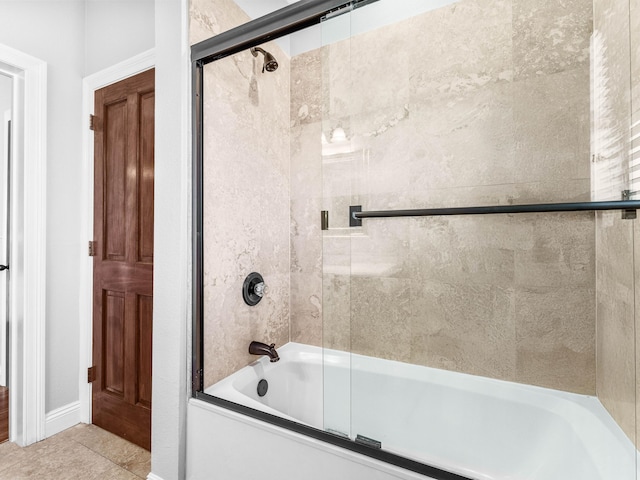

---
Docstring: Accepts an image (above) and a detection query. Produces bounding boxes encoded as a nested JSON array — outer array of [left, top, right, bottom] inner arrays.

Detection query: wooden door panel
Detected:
[[104, 290, 125, 397], [94, 390, 151, 446], [93, 68, 154, 451], [99, 265, 153, 294], [104, 100, 127, 261], [136, 294, 153, 408], [138, 92, 154, 264]]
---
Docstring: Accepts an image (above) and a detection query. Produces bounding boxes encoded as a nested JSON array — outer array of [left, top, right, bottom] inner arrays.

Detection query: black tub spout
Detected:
[[249, 341, 280, 362]]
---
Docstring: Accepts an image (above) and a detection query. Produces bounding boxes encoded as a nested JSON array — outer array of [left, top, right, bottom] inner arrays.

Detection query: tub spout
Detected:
[[249, 341, 280, 362]]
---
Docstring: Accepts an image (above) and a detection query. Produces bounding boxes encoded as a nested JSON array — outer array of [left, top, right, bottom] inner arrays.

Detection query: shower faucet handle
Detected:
[[254, 281, 268, 297], [242, 272, 267, 306]]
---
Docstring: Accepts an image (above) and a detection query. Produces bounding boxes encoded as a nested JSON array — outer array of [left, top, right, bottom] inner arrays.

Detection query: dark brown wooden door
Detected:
[[0, 386, 7, 444], [92, 69, 154, 451]]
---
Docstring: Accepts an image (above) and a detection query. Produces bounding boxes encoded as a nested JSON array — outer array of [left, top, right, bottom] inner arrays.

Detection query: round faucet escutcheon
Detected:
[[243, 272, 267, 306]]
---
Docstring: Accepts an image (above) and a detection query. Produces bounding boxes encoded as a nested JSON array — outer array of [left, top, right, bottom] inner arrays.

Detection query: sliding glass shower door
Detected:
[[192, 0, 640, 477], [319, 0, 640, 478], [320, 7, 354, 441]]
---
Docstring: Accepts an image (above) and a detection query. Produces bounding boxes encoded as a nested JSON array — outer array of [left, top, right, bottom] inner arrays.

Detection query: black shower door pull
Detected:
[[0, 265, 9, 271]]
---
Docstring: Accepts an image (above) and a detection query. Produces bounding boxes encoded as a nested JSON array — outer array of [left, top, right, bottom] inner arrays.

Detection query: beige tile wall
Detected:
[[190, 0, 246, 43], [291, 0, 597, 394], [593, 0, 638, 445], [193, 0, 292, 388], [290, 52, 323, 345], [597, 213, 635, 441], [194, 0, 635, 404], [634, 0, 640, 451]]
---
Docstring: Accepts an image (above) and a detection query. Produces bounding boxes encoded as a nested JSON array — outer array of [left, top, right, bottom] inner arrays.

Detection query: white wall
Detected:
[[0, 0, 86, 413], [150, 0, 189, 477], [85, 0, 155, 76], [0, 4, 181, 475], [0, 0, 155, 415]]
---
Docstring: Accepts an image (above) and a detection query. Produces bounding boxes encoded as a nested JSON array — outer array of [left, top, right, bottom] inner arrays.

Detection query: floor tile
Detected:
[[91, 465, 141, 480], [0, 424, 151, 480]]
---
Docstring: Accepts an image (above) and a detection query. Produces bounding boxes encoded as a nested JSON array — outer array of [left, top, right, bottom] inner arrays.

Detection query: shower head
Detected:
[[251, 47, 279, 73]]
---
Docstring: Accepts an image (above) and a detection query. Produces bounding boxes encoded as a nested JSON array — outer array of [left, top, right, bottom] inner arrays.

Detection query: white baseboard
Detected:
[[44, 401, 81, 438], [147, 473, 165, 480]]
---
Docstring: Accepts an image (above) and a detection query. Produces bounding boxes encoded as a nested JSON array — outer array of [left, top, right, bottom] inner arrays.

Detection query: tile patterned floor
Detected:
[[0, 423, 150, 479]]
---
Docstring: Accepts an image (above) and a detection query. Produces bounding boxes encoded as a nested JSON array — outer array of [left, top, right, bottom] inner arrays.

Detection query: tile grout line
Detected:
[[70, 431, 150, 478], [67, 438, 144, 479]]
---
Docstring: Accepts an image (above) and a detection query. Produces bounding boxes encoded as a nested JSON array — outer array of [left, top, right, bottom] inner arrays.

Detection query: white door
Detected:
[[0, 73, 11, 387]]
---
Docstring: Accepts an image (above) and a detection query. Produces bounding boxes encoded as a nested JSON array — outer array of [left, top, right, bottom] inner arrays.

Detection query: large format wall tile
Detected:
[[322, 42, 353, 121], [350, 276, 412, 362], [593, 0, 638, 448], [288, 0, 596, 394], [350, 218, 411, 279], [190, 0, 247, 45], [196, 0, 599, 395], [592, 0, 632, 201], [290, 122, 323, 347], [512, 66, 591, 201], [633, 0, 640, 110], [363, 84, 516, 204], [513, 0, 592, 80], [409, 216, 517, 288], [597, 212, 636, 442], [411, 281, 517, 381], [290, 49, 322, 127], [515, 285, 595, 393], [201, 34, 291, 387], [345, 22, 413, 116], [635, 215, 640, 448], [322, 273, 351, 352], [633, 0, 640, 451], [408, 0, 513, 101], [406, 213, 595, 392], [513, 212, 595, 289]]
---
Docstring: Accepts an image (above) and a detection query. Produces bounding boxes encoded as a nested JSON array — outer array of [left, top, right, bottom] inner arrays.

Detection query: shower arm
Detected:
[[250, 47, 267, 57]]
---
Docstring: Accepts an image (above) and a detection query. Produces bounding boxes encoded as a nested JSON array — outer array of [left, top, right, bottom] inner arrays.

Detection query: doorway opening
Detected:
[[79, 49, 155, 452], [90, 67, 155, 451], [0, 43, 47, 447]]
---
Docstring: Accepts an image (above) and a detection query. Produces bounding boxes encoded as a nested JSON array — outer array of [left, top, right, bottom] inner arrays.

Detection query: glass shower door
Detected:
[[320, 6, 354, 441], [320, 0, 640, 478]]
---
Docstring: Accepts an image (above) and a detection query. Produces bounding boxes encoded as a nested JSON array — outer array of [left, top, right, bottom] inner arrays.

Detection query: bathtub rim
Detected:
[[188, 396, 439, 480], [197, 344, 472, 479], [192, 389, 473, 480], [201, 342, 638, 480]]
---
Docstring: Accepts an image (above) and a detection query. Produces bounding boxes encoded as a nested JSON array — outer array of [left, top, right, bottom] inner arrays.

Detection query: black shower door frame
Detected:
[[191, 2, 476, 479], [190, 1, 640, 479]]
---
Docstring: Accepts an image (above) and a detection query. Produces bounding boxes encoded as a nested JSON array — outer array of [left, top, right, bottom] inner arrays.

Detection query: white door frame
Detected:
[[0, 108, 11, 388], [79, 49, 155, 424], [0, 43, 47, 447]]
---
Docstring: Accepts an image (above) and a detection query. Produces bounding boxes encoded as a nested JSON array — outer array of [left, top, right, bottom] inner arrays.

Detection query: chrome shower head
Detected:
[[251, 47, 279, 73]]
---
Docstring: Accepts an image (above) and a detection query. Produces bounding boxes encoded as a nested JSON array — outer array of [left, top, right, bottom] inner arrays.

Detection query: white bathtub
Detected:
[[205, 342, 637, 480]]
